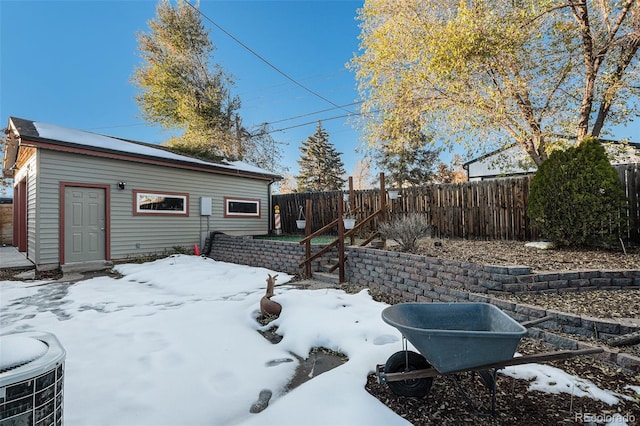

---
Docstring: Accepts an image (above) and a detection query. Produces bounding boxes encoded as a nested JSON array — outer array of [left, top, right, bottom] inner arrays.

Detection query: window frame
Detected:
[[133, 190, 189, 216], [224, 197, 261, 218]]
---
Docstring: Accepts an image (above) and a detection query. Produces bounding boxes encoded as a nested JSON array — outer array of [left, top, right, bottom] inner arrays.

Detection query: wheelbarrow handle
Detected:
[[520, 315, 554, 328], [377, 347, 605, 383]]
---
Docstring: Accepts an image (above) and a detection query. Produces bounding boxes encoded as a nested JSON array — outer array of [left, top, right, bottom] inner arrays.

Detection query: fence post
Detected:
[[348, 177, 355, 245], [305, 199, 312, 278], [338, 195, 345, 283], [380, 172, 387, 247]]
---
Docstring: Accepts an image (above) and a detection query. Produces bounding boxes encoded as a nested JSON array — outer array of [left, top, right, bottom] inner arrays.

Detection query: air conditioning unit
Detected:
[[0, 331, 66, 426]]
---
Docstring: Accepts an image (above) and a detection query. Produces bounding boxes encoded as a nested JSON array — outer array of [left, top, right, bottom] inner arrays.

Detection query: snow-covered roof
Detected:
[[4, 117, 281, 180]]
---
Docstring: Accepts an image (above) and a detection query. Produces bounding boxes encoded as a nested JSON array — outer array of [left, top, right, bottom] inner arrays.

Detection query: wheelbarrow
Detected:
[[376, 303, 603, 410]]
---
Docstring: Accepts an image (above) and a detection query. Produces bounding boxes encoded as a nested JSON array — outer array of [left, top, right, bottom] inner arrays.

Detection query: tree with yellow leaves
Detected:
[[349, 0, 640, 166]]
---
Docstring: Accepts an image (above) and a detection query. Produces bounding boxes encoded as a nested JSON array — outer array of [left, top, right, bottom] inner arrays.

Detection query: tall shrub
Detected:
[[527, 138, 627, 247]]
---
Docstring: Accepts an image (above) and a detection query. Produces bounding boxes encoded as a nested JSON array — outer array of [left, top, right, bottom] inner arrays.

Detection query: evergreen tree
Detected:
[[132, 0, 241, 160], [528, 137, 627, 248], [375, 130, 440, 188], [296, 122, 346, 192]]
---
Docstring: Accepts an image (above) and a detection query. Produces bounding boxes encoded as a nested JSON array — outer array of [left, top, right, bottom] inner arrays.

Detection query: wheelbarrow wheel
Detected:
[[384, 350, 433, 397]]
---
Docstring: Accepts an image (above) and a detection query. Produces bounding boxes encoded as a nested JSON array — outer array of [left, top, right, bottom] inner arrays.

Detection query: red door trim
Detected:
[[59, 182, 111, 265], [14, 179, 27, 252]]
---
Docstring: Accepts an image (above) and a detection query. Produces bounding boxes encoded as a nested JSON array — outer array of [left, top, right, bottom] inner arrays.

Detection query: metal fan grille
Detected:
[[0, 363, 64, 426], [0, 333, 66, 426]]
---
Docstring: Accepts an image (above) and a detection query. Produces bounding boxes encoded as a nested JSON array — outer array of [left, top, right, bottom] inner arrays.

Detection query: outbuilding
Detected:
[[463, 140, 640, 181], [2, 117, 281, 271]]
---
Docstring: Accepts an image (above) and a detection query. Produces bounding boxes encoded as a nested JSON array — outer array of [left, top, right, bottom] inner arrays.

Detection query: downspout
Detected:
[[267, 178, 276, 235]]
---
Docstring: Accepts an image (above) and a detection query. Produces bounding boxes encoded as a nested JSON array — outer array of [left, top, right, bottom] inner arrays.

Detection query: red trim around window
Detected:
[[133, 190, 190, 216]]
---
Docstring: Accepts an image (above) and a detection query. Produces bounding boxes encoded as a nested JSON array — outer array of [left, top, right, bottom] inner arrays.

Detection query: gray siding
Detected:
[[35, 151, 60, 266], [36, 150, 273, 264], [16, 155, 42, 265]]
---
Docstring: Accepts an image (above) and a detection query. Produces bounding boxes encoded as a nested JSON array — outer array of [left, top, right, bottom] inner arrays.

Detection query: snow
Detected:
[[32, 121, 274, 176], [502, 361, 623, 405], [0, 335, 48, 370], [0, 255, 633, 425], [524, 241, 556, 250]]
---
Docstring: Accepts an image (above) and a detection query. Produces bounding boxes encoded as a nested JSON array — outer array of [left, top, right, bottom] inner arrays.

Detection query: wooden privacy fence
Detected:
[[273, 164, 640, 243], [0, 203, 12, 245], [426, 177, 534, 240], [617, 163, 640, 243], [273, 177, 537, 240]]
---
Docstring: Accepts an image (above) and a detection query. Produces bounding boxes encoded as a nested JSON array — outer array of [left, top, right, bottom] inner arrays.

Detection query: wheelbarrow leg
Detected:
[[490, 369, 498, 415], [448, 368, 500, 416], [476, 369, 498, 414], [448, 374, 480, 414]]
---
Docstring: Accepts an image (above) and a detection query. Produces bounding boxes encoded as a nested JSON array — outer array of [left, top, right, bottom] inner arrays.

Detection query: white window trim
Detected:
[[224, 197, 261, 218], [134, 190, 189, 216]]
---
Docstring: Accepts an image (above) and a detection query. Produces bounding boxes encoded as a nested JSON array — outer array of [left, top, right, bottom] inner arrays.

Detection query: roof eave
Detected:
[[18, 134, 281, 181]]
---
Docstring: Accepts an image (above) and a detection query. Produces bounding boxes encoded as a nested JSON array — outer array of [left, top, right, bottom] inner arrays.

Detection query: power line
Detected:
[[266, 101, 362, 125], [86, 101, 363, 133], [259, 110, 370, 136], [241, 83, 357, 112], [184, 0, 354, 115], [237, 66, 350, 100], [261, 106, 379, 136]]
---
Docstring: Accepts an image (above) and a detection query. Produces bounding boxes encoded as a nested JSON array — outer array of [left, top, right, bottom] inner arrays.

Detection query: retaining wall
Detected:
[[210, 234, 640, 370], [210, 234, 334, 276], [346, 247, 640, 338]]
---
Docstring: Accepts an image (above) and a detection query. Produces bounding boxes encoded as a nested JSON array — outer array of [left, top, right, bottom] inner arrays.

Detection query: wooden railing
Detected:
[[298, 174, 390, 283]]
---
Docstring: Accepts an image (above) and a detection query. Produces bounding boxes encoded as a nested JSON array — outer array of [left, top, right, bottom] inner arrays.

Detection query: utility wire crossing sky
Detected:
[[0, 0, 637, 183]]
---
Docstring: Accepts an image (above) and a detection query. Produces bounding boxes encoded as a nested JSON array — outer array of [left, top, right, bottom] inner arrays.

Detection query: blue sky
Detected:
[[1, 0, 638, 185], [0, 0, 366, 179]]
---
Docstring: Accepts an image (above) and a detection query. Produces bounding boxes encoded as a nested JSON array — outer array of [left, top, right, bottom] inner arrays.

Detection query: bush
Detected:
[[527, 137, 627, 247], [378, 214, 433, 252]]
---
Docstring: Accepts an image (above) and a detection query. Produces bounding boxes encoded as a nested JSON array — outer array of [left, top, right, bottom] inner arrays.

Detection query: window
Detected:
[[224, 197, 260, 218], [134, 190, 189, 216]]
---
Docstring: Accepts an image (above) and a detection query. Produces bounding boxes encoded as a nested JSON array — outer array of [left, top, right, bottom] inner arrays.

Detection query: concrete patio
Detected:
[[0, 245, 34, 269]]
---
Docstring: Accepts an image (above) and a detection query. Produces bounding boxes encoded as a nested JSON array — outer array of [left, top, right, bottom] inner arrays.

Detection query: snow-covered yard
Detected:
[[0, 255, 636, 425]]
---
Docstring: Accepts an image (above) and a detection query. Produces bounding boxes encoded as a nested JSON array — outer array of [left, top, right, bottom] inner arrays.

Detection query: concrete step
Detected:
[[319, 263, 338, 273], [61, 260, 113, 273], [311, 271, 340, 285]]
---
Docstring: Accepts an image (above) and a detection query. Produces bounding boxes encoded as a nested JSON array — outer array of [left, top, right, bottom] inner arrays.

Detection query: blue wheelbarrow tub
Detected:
[[382, 303, 527, 374]]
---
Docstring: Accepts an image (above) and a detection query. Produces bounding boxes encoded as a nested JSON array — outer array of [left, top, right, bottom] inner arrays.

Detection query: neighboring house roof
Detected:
[[464, 139, 640, 180], [463, 143, 536, 180], [2, 117, 282, 181]]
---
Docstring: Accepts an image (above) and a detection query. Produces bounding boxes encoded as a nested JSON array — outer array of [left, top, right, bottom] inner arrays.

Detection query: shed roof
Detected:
[[2, 117, 282, 181]]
